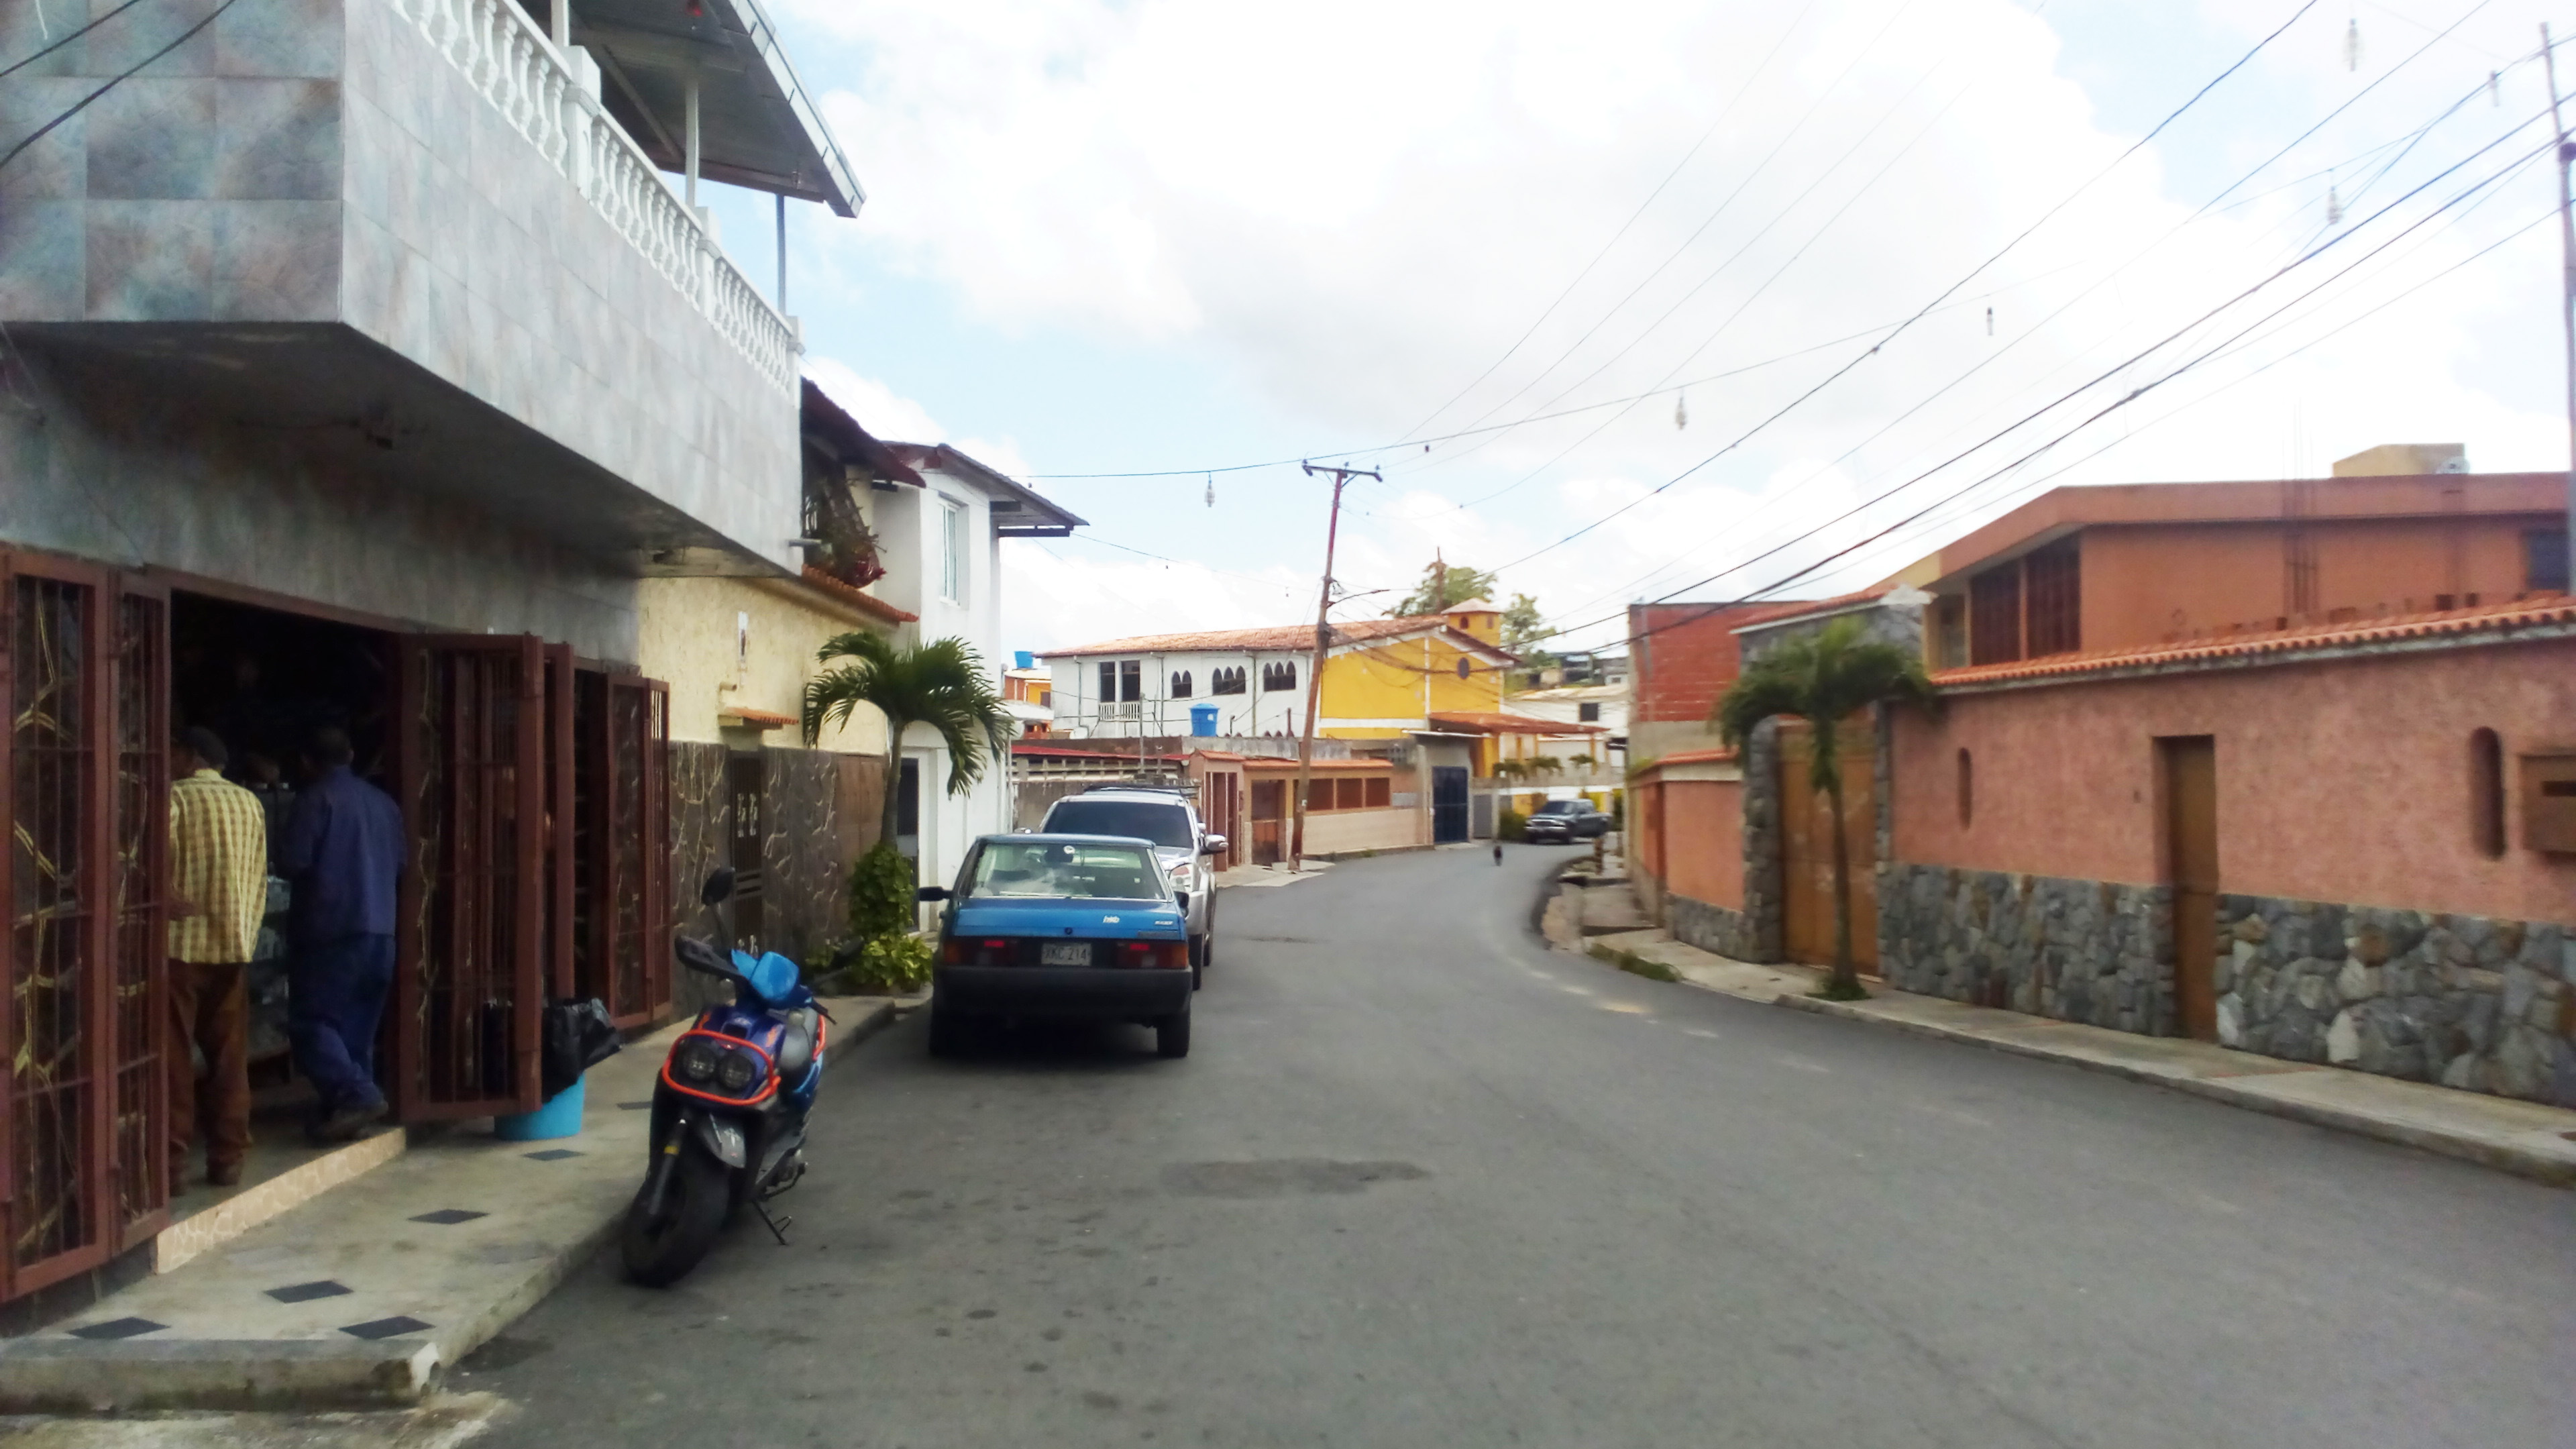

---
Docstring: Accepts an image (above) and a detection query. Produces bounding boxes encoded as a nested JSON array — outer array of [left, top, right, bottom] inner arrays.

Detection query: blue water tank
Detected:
[[1190, 704, 1219, 737], [1014, 650, 1034, 669]]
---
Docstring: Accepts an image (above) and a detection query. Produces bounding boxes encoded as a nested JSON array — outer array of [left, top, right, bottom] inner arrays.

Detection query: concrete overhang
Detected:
[[21, 325, 784, 578], [572, 0, 865, 215]]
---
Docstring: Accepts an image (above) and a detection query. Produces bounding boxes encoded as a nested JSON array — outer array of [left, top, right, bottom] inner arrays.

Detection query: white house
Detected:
[[1506, 682, 1629, 768], [871, 443, 1085, 894]]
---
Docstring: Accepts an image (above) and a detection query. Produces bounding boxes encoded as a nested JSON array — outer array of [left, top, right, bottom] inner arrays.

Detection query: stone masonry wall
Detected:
[[1735, 719, 1784, 963], [2216, 897, 2572, 1104], [1878, 865, 2176, 1034], [1670, 894, 1766, 963]]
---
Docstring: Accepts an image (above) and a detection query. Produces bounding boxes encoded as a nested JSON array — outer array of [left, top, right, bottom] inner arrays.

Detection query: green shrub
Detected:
[[851, 932, 934, 994], [847, 843, 916, 941], [1498, 808, 1527, 842]]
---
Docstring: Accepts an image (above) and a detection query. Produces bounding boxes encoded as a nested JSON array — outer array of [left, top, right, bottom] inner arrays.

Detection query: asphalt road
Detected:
[[462, 845, 2574, 1449]]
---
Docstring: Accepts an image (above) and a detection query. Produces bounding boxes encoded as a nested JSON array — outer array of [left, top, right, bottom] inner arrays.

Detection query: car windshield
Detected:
[[1042, 799, 1194, 848], [967, 841, 1168, 900], [1533, 802, 1584, 816]]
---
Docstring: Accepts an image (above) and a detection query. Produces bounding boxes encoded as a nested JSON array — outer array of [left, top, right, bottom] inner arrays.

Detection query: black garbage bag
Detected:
[[541, 998, 623, 1099]]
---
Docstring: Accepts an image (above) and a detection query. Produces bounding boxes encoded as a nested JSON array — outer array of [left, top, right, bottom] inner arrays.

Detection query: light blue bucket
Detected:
[[494, 1074, 586, 1142]]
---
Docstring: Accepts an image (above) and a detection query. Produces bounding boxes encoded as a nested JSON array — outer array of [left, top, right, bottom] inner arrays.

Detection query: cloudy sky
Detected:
[[697, 0, 2571, 657]]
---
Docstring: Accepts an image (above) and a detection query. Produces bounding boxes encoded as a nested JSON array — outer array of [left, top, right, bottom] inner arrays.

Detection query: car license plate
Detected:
[[1040, 942, 1091, 967]]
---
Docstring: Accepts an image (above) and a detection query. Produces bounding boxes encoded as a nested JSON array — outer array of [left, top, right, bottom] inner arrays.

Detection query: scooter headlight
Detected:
[[716, 1050, 759, 1093], [676, 1039, 719, 1083]]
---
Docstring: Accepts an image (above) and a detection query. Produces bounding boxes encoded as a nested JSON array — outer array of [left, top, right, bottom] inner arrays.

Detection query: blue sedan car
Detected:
[[916, 834, 1195, 1059]]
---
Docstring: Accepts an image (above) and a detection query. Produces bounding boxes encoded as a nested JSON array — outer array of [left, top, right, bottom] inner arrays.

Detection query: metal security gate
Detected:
[[395, 635, 550, 1119], [575, 672, 670, 1029], [0, 553, 172, 1301], [1431, 766, 1469, 844]]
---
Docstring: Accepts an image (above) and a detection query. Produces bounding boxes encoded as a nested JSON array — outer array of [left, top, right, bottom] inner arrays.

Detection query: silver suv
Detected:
[[1037, 787, 1225, 984]]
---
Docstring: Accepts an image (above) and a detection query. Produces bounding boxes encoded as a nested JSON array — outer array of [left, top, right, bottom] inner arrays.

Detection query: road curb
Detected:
[[1769, 994, 2576, 1189]]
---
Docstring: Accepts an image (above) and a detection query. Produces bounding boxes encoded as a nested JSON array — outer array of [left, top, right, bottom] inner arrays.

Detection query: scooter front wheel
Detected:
[[621, 1146, 728, 1287]]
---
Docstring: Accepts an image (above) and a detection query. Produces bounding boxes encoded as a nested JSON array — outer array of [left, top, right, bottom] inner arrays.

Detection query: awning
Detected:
[[572, 0, 864, 215]]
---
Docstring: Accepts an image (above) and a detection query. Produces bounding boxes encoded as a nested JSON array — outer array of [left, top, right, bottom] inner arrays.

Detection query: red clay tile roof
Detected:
[[800, 567, 919, 624], [1044, 616, 1512, 659], [1428, 710, 1605, 734], [1242, 755, 1395, 771], [1933, 594, 2576, 689]]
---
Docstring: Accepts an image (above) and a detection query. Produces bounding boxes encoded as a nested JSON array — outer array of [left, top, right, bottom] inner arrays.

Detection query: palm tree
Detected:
[[1713, 616, 1932, 1000], [803, 632, 1016, 857]]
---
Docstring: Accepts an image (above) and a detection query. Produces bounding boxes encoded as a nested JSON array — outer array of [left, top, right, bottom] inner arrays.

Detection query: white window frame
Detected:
[[939, 496, 967, 604]]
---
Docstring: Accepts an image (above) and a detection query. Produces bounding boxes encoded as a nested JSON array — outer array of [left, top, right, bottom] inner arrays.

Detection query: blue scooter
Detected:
[[621, 867, 830, 1287]]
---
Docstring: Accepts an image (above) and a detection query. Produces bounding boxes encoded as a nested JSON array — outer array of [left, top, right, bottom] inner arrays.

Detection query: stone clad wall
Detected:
[[1670, 894, 1764, 962], [1878, 865, 2176, 1034], [2216, 897, 2571, 1102], [1733, 720, 1784, 963]]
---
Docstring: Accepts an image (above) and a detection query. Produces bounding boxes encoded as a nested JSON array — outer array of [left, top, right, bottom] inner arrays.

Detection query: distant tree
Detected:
[[1713, 617, 1933, 1000], [1391, 559, 1501, 616], [1501, 592, 1556, 681]]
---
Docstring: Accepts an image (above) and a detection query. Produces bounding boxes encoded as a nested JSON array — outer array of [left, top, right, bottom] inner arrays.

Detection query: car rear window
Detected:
[[1042, 799, 1193, 848], [969, 841, 1167, 900], [1532, 802, 1582, 815]]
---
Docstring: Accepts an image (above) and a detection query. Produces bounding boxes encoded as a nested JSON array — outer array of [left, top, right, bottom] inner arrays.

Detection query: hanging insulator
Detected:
[[2344, 17, 2361, 72], [1986, 305, 1994, 337], [1674, 392, 1688, 430], [2490, 70, 2501, 107], [2326, 180, 2342, 227], [1204, 473, 1214, 508]]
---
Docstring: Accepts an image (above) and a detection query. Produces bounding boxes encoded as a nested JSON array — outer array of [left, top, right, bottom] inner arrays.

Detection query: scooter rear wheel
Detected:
[[621, 1146, 728, 1287]]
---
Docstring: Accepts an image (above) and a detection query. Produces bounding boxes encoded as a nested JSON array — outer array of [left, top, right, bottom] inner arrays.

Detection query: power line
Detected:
[[1481, 0, 2326, 577], [1391, 0, 1827, 446], [0, 0, 247, 177], [0, 0, 146, 82]]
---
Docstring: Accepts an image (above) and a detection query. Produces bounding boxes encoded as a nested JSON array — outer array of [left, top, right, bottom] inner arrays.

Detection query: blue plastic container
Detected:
[[1190, 704, 1218, 737], [494, 1073, 586, 1142]]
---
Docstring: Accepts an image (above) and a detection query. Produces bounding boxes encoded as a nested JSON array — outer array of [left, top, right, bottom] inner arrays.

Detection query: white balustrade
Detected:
[[380, 0, 800, 398]]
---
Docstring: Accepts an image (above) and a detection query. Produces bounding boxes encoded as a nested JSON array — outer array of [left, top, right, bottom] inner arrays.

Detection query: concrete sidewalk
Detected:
[[1576, 925, 2576, 1189], [0, 996, 914, 1413]]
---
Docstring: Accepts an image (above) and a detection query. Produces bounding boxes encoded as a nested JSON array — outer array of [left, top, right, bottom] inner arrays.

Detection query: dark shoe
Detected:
[[207, 1162, 241, 1188], [317, 1099, 388, 1143]]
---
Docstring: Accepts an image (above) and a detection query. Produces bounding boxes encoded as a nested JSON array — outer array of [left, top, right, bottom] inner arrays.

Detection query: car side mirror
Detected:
[[916, 885, 951, 902], [1201, 834, 1227, 856], [1173, 891, 1189, 913], [700, 867, 737, 906]]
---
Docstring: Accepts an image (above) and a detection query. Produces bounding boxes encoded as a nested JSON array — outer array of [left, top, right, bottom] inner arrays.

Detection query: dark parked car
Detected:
[[1521, 798, 1611, 843]]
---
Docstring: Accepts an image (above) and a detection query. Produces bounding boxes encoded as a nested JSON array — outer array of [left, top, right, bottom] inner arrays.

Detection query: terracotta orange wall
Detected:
[[2080, 516, 2558, 651], [1890, 639, 2576, 922], [1649, 776, 1744, 911]]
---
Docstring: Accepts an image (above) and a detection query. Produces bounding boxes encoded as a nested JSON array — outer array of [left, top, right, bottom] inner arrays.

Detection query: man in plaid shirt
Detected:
[[168, 726, 267, 1189]]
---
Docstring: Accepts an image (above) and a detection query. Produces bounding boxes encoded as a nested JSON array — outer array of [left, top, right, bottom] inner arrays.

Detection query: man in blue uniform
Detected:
[[276, 728, 405, 1142]]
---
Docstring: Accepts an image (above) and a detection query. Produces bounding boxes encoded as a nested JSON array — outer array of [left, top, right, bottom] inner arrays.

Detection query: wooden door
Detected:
[[394, 635, 550, 1118], [1250, 780, 1284, 865], [577, 673, 670, 1028], [1776, 718, 1880, 973], [2161, 736, 2219, 1040]]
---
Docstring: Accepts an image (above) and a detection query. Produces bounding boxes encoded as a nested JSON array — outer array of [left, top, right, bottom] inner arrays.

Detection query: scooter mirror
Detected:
[[700, 867, 738, 906]]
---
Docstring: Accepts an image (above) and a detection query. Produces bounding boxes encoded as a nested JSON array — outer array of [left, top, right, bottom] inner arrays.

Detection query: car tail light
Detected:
[[1114, 941, 1189, 969], [942, 938, 969, 964]]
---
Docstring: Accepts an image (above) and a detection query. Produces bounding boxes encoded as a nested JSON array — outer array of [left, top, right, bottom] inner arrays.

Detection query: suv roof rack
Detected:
[[1077, 783, 1189, 796]]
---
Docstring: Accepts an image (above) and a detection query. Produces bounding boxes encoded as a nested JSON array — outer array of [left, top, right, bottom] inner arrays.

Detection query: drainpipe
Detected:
[[684, 70, 702, 209]]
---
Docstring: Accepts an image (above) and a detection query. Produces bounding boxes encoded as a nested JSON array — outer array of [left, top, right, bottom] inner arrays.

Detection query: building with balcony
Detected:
[[0, 0, 859, 1307]]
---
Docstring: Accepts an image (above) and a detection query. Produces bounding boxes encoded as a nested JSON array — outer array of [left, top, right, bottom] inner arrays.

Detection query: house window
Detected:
[[1969, 564, 2023, 665], [2024, 539, 2080, 657], [1957, 747, 1973, 828], [1364, 777, 1391, 808], [1263, 661, 1297, 691], [1171, 671, 1193, 698], [1933, 595, 1968, 669], [2470, 729, 2505, 859], [1098, 662, 1116, 707], [939, 497, 967, 603], [1211, 667, 1246, 695], [1578, 702, 1601, 722], [2529, 531, 2571, 594], [1456, 657, 1471, 680], [1119, 659, 1141, 702]]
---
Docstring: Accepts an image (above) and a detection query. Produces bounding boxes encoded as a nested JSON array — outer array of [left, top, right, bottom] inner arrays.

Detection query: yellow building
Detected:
[[637, 569, 914, 752]]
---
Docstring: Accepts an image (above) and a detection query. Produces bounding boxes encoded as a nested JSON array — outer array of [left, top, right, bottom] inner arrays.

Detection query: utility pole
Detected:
[[1290, 461, 1380, 871], [1433, 549, 1447, 612], [2546, 23, 2576, 585]]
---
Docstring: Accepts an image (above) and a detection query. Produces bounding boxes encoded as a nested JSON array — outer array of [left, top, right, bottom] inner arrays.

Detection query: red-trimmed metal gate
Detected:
[[0, 552, 172, 1301]]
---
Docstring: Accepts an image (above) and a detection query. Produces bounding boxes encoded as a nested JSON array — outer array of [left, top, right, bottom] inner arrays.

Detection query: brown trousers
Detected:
[[168, 960, 252, 1173]]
